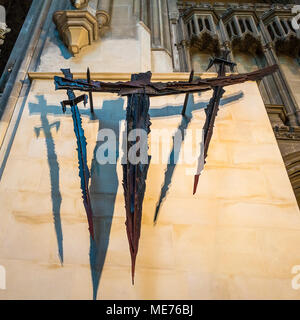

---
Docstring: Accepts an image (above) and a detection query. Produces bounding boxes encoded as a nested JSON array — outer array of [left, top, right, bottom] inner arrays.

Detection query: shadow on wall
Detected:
[[79, 98, 125, 301], [28, 95, 65, 264], [51, 29, 73, 60], [26, 90, 243, 300], [152, 90, 244, 223], [29, 95, 126, 300]]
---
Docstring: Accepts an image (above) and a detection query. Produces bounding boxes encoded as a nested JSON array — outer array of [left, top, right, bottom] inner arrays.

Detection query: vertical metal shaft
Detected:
[[181, 70, 194, 116], [87, 67, 94, 113]]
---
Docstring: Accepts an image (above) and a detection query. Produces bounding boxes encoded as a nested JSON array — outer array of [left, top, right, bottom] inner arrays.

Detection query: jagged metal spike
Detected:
[[54, 65, 278, 97], [60, 68, 94, 239], [122, 72, 151, 285], [193, 51, 229, 195], [181, 70, 194, 116], [206, 54, 236, 72], [53, 63, 279, 284], [87, 67, 94, 113], [61, 94, 88, 113]]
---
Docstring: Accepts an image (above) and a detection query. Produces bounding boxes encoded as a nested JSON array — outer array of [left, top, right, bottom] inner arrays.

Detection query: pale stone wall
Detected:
[[38, 0, 151, 73], [0, 75, 299, 299], [151, 50, 173, 72], [0, 0, 300, 300], [278, 55, 300, 110]]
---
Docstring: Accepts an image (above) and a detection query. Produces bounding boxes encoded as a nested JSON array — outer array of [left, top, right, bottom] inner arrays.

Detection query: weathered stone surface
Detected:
[[53, 10, 99, 56], [0, 0, 300, 300]]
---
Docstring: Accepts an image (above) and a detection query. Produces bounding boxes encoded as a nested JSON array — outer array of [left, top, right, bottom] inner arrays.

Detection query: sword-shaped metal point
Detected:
[[60, 94, 88, 113], [181, 69, 194, 116], [193, 174, 200, 195], [206, 53, 236, 73], [87, 67, 94, 113]]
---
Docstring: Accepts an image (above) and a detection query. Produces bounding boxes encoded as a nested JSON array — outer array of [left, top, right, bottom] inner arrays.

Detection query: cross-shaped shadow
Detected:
[[27, 89, 243, 300], [28, 95, 65, 264]]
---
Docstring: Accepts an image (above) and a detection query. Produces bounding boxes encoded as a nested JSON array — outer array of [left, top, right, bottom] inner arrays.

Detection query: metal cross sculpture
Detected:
[[54, 51, 278, 283]]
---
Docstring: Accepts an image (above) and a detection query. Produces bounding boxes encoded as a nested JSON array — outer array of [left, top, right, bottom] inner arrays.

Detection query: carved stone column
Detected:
[[218, 19, 237, 73], [169, 11, 180, 71], [96, 0, 111, 28], [133, 0, 150, 28], [150, 0, 171, 54], [259, 19, 300, 126], [0, 5, 10, 49]]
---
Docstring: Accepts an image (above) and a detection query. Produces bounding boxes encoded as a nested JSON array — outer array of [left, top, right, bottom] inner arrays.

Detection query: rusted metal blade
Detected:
[[122, 72, 151, 285], [60, 68, 95, 239], [181, 70, 194, 116], [193, 51, 229, 195], [87, 67, 94, 113], [61, 94, 88, 113], [54, 64, 278, 97], [193, 174, 200, 195]]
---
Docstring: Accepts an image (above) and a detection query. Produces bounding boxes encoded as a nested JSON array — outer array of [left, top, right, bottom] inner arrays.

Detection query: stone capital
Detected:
[[96, 10, 110, 28], [53, 10, 99, 56]]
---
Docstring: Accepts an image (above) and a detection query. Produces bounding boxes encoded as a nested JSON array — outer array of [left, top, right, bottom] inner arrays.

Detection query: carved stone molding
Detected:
[[231, 33, 262, 55], [283, 151, 300, 206], [266, 104, 288, 127], [96, 0, 112, 28], [70, 0, 89, 9], [274, 35, 300, 58], [0, 6, 10, 47], [96, 10, 110, 28], [274, 125, 300, 141], [0, 21, 10, 46], [262, 8, 300, 57], [190, 32, 220, 54], [53, 10, 99, 56]]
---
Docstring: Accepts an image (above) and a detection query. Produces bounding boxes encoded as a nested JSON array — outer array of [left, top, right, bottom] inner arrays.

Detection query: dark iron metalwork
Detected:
[[87, 67, 94, 113], [54, 64, 278, 97], [54, 62, 279, 283], [122, 72, 152, 284], [181, 69, 194, 116], [60, 68, 95, 240], [193, 50, 234, 195]]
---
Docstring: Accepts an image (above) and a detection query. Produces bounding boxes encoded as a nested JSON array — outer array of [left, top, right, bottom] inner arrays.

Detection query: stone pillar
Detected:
[[150, 0, 172, 72], [259, 19, 300, 126], [232, 15, 242, 37], [141, 0, 149, 27], [169, 11, 180, 71], [177, 15, 191, 72], [218, 19, 237, 73], [193, 15, 200, 35], [96, 0, 111, 28], [133, 0, 150, 28], [150, 0, 171, 53]]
